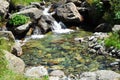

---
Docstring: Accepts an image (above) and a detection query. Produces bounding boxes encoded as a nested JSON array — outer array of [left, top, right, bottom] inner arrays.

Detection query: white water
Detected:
[[22, 5, 74, 43], [43, 6, 74, 34], [52, 21, 74, 34]]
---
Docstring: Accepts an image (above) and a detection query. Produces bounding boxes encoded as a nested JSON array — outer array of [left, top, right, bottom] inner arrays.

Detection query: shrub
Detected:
[[102, 0, 120, 24], [9, 14, 30, 27], [105, 31, 120, 49]]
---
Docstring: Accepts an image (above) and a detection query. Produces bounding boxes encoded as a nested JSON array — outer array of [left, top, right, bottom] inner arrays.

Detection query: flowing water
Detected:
[[20, 6, 120, 75], [21, 30, 119, 75]]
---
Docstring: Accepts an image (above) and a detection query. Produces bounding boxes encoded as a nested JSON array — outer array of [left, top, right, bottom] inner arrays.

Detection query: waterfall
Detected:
[[43, 6, 74, 34], [52, 21, 74, 34]]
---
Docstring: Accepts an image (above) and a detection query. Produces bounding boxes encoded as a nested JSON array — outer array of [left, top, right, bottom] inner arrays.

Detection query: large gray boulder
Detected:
[[10, 8, 43, 20], [80, 70, 120, 80], [112, 25, 120, 32], [4, 50, 25, 74], [13, 21, 32, 34], [25, 66, 48, 78], [55, 2, 83, 23], [50, 70, 65, 77], [0, 0, 9, 18], [37, 15, 54, 33], [6, 21, 32, 39]]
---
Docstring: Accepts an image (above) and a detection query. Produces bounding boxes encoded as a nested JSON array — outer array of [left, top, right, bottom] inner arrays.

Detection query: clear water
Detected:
[[21, 30, 120, 75]]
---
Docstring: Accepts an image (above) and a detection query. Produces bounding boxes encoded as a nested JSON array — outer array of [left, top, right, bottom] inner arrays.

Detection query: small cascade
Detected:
[[43, 5, 51, 15], [52, 21, 74, 34], [43, 6, 74, 34]]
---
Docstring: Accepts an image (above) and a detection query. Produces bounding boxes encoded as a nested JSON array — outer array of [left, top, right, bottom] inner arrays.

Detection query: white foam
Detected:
[[53, 29, 74, 34], [31, 35, 45, 39]]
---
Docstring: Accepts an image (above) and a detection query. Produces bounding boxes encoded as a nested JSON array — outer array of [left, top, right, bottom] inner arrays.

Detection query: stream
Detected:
[[21, 29, 119, 75]]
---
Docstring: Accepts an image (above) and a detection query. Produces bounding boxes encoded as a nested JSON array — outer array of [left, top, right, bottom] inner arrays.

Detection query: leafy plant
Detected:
[[9, 14, 30, 27], [102, 0, 120, 24], [105, 31, 120, 49]]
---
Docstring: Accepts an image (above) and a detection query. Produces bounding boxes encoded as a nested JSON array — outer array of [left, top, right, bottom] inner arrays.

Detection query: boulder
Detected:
[[95, 23, 112, 32], [30, 2, 45, 10], [4, 50, 25, 74], [37, 15, 55, 33], [0, 31, 15, 42], [11, 42, 23, 56], [55, 2, 83, 23], [7, 21, 32, 39], [10, 8, 43, 20], [112, 25, 120, 32], [0, 0, 9, 18], [13, 21, 32, 34], [78, 1, 105, 28], [50, 70, 65, 77], [80, 70, 120, 80], [25, 66, 48, 78], [66, 0, 82, 7]]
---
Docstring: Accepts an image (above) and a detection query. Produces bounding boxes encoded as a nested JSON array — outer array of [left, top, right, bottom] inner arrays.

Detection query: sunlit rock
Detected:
[[4, 50, 25, 74]]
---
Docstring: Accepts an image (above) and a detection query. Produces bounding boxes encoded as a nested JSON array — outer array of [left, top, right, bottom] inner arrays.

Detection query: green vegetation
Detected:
[[0, 37, 14, 51], [11, 0, 42, 6], [103, 0, 120, 24], [87, 0, 120, 24], [0, 16, 6, 27], [9, 14, 30, 27], [105, 31, 120, 49], [0, 38, 48, 80]]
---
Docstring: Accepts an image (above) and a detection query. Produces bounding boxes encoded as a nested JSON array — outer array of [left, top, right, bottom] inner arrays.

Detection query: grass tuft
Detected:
[[105, 31, 120, 49]]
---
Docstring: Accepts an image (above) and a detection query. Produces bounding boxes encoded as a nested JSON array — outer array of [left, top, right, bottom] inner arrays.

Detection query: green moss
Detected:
[[0, 37, 14, 51], [0, 38, 48, 80], [105, 31, 120, 49], [9, 14, 30, 27], [11, 0, 42, 6]]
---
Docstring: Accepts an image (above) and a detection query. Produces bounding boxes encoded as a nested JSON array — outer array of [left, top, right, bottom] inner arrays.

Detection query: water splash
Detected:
[[52, 21, 74, 34], [43, 6, 74, 34], [43, 5, 51, 15]]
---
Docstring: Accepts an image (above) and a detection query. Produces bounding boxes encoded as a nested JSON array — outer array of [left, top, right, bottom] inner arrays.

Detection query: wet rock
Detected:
[[10, 8, 43, 20], [66, 0, 82, 7], [112, 25, 120, 32], [111, 49, 117, 56], [88, 36, 95, 41], [25, 66, 48, 78], [80, 70, 120, 80], [37, 15, 54, 33], [50, 70, 65, 77], [97, 47, 106, 55], [11, 42, 23, 56], [95, 23, 112, 32], [4, 50, 25, 73], [93, 32, 108, 39], [88, 49, 96, 54], [30, 2, 44, 10], [110, 62, 119, 66], [74, 37, 85, 43], [7, 21, 32, 39], [94, 45, 102, 50], [55, 2, 83, 23], [14, 22, 32, 34], [0, 0, 9, 18]]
